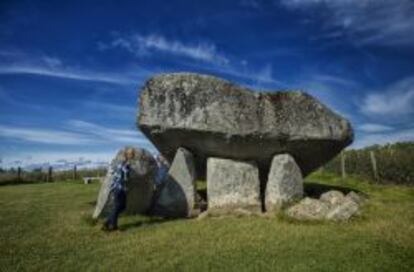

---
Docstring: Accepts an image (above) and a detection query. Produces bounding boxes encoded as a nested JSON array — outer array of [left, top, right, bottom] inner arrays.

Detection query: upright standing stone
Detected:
[[207, 158, 261, 213], [93, 147, 157, 219], [152, 147, 197, 218], [265, 154, 303, 211]]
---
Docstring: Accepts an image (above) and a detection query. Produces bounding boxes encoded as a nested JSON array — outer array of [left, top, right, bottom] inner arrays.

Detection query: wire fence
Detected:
[[0, 166, 107, 185], [323, 142, 414, 185]]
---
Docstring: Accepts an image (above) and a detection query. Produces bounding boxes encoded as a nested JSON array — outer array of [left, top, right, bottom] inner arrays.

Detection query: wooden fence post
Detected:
[[341, 152, 346, 179], [370, 151, 378, 181], [73, 165, 77, 180], [47, 166, 53, 182], [17, 167, 22, 182]]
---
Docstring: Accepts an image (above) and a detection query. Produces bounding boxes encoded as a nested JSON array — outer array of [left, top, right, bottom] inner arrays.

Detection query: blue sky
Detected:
[[1, 0, 413, 169]]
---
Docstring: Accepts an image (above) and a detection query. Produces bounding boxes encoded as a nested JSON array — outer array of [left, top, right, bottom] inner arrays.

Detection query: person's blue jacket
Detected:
[[110, 162, 130, 192], [155, 164, 168, 187]]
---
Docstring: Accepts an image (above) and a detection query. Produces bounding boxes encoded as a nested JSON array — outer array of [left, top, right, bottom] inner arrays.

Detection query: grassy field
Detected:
[[0, 172, 413, 271]]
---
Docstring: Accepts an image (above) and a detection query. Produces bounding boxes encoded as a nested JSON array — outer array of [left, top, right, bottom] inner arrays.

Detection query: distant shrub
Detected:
[[323, 141, 414, 185], [0, 167, 107, 185]]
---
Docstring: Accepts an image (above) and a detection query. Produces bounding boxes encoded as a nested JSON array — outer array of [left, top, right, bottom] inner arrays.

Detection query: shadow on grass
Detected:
[[304, 181, 366, 198], [118, 216, 176, 231], [87, 200, 97, 207], [81, 212, 171, 230], [0, 179, 45, 187]]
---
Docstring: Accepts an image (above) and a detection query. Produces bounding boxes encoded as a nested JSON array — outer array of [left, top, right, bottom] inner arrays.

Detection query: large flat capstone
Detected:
[[93, 147, 157, 219], [207, 158, 261, 212], [138, 73, 353, 177], [151, 147, 197, 218]]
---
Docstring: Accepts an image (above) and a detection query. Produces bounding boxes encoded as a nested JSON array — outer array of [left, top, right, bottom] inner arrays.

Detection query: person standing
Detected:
[[102, 148, 135, 231], [154, 154, 169, 188]]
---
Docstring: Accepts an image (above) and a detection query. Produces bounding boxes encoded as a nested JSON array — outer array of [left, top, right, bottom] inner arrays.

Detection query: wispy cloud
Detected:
[[99, 33, 229, 65], [358, 123, 394, 133], [66, 119, 149, 146], [280, 0, 414, 46], [0, 55, 141, 85], [0, 120, 152, 147], [360, 77, 414, 116], [81, 101, 136, 117], [311, 74, 358, 88], [0, 125, 96, 145], [0, 151, 114, 170], [0, 64, 134, 85], [352, 127, 414, 149], [0, 120, 157, 169], [219, 63, 288, 88], [98, 33, 290, 88]]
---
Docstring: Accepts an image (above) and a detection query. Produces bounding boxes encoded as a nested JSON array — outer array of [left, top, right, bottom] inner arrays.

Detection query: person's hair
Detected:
[[123, 147, 136, 161]]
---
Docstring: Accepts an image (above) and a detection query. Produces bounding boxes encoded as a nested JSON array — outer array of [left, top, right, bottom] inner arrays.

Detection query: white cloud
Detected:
[[0, 151, 115, 170], [214, 63, 288, 88], [66, 119, 150, 146], [81, 101, 136, 117], [0, 120, 153, 148], [0, 64, 135, 85], [0, 54, 144, 85], [0, 120, 159, 169], [352, 127, 414, 149], [0, 125, 96, 145], [358, 123, 394, 133], [361, 77, 414, 116], [280, 0, 414, 46], [100, 33, 229, 65], [42, 56, 62, 68], [311, 74, 357, 88]]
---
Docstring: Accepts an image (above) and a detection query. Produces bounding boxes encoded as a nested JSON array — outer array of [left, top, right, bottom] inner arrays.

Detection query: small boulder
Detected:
[[93, 147, 157, 219], [207, 157, 261, 213], [265, 154, 303, 211], [346, 191, 364, 205], [320, 190, 346, 206], [151, 147, 197, 218], [286, 197, 330, 221], [326, 198, 359, 221]]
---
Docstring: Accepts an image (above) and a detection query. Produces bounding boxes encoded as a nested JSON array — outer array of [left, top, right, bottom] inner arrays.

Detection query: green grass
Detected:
[[0, 173, 413, 271]]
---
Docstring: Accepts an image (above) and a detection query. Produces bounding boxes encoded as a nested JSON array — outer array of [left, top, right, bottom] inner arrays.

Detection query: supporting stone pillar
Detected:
[[207, 158, 261, 213], [152, 147, 197, 218], [265, 154, 303, 212]]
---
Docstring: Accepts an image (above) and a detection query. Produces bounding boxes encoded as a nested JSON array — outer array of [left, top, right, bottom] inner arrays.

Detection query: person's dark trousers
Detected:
[[106, 189, 126, 229]]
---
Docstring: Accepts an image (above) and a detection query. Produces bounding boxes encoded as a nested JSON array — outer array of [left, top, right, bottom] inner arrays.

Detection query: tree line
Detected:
[[323, 141, 414, 185], [0, 166, 107, 185]]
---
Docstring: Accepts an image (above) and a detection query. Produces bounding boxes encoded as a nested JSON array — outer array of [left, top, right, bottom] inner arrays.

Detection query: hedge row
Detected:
[[323, 142, 414, 185]]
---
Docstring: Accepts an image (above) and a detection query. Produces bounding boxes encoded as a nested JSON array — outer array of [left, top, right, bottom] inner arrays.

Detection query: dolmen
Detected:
[[138, 73, 353, 216], [94, 72, 354, 220]]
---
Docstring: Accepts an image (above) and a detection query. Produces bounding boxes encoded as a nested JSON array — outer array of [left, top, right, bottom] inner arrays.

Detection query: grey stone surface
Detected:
[[286, 197, 330, 221], [265, 154, 303, 211], [326, 198, 359, 221], [207, 158, 261, 213], [137, 73, 353, 178], [346, 191, 364, 205], [320, 190, 346, 206], [286, 191, 362, 221], [93, 147, 157, 219], [152, 147, 197, 218]]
